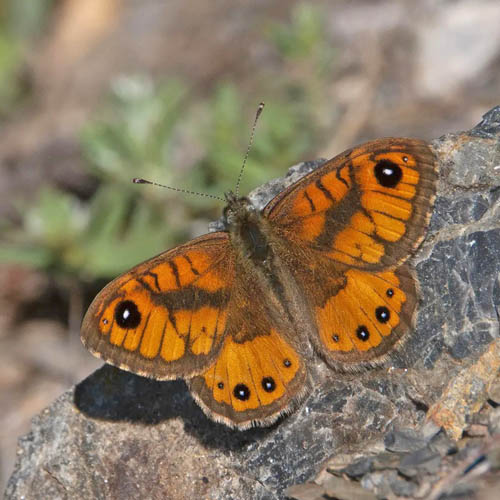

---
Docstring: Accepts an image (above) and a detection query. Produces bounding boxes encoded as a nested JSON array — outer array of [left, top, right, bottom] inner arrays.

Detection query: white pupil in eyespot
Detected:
[[383, 167, 393, 176], [123, 309, 130, 319]]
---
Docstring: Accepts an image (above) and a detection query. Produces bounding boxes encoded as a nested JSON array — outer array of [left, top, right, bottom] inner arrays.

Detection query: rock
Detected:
[[428, 429, 458, 457], [397, 447, 441, 477], [488, 407, 500, 436], [283, 482, 325, 500], [487, 376, 500, 404], [384, 428, 427, 453], [5, 106, 500, 499], [321, 475, 377, 500], [340, 457, 373, 478]]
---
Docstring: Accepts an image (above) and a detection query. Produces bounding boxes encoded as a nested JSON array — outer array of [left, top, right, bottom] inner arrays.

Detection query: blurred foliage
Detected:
[[0, 0, 55, 116], [269, 3, 333, 68], [1, 3, 337, 285]]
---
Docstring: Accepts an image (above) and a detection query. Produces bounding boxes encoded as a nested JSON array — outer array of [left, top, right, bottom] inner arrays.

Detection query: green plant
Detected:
[[2, 3, 337, 288], [0, 0, 55, 116]]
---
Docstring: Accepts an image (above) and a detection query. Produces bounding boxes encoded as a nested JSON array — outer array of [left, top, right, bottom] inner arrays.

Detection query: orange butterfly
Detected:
[[81, 136, 438, 429]]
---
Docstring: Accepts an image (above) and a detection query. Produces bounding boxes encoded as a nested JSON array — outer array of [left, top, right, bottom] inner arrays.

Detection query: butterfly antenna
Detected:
[[235, 102, 265, 198], [133, 178, 225, 202]]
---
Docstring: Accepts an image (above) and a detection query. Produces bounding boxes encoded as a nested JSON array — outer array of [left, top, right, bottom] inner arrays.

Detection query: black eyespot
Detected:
[[115, 300, 141, 329], [386, 288, 394, 298], [402, 156, 409, 163], [374, 160, 402, 188], [102, 318, 109, 325], [217, 382, 224, 389], [262, 377, 276, 392], [375, 306, 390, 323], [356, 325, 370, 341], [283, 359, 292, 368], [332, 334, 339, 342], [233, 383, 250, 401]]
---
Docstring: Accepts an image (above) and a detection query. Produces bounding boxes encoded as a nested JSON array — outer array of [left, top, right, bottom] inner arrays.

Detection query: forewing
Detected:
[[81, 233, 234, 380], [264, 138, 438, 269]]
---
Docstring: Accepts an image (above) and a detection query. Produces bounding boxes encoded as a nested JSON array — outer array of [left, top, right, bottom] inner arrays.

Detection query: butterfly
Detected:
[[81, 137, 438, 429]]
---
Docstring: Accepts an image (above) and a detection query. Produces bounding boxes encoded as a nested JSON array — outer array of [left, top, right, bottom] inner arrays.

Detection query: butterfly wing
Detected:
[[81, 233, 234, 380], [82, 230, 308, 428], [263, 138, 436, 367], [264, 138, 438, 269], [189, 269, 308, 430], [292, 256, 418, 367]]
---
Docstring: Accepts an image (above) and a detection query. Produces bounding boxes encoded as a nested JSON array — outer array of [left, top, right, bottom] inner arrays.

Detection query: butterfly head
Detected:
[[222, 191, 258, 230]]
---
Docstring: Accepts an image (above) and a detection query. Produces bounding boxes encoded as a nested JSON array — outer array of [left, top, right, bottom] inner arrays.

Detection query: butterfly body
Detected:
[[81, 138, 438, 429]]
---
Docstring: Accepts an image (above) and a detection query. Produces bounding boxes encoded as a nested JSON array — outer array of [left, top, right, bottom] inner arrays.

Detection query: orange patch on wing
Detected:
[[99, 298, 120, 336], [123, 319, 146, 352], [139, 307, 168, 358], [290, 168, 351, 217], [150, 249, 219, 291], [298, 213, 325, 241], [371, 212, 406, 242], [109, 324, 127, 347], [316, 269, 407, 353], [316, 296, 356, 352], [317, 283, 381, 353], [193, 270, 227, 292], [202, 330, 301, 411], [327, 250, 357, 266], [190, 306, 225, 355], [331, 226, 385, 264], [160, 320, 185, 362], [149, 262, 181, 291], [362, 192, 413, 221], [350, 212, 375, 235], [346, 269, 405, 338]]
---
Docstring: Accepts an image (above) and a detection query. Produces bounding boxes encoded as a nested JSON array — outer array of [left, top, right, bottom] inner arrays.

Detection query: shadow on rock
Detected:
[[74, 364, 275, 450]]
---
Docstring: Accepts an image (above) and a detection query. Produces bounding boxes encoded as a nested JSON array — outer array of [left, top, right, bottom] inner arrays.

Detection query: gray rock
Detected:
[[384, 428, 427, 453], [341, 457, 373, 478], [488, 376, 500, 404], [397, 447, 441, 477], [388, 473, 418, 497], [488, 407, 500, 436], [371, 452, 402, 471], [428, 430, 458, 457], [5, 107, 500, 499]]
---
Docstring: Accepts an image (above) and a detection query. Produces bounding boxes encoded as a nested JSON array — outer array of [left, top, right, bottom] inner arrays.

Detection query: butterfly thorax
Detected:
[[222, 191, 311, 347], [223, 191, 271, 265]]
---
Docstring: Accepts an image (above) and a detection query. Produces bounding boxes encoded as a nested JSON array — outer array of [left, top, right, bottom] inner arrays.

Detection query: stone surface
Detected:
[[5, 107, 500, 499]]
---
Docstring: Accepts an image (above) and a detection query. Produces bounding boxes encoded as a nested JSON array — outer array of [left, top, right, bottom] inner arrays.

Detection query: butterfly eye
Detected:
[[261, 377, 276, 392], [356, 325, 370, 341], [374, 159, 402, 188], [375, 306, 390, 323], [233, 383, 250, 401], [115, 300, 141, 329]]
